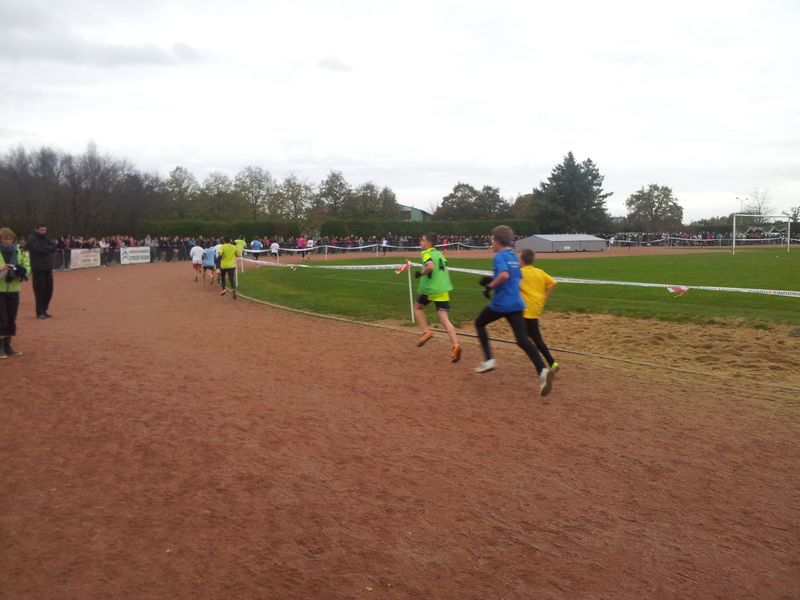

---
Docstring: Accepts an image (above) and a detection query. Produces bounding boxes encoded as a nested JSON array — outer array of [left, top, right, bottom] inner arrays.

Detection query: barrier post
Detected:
[[407, 262, 415, 324], [324, 245, 328, 261], [788, 221, 791, 253]]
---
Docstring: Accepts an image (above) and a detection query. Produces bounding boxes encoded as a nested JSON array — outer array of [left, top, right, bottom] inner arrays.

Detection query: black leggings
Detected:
[[0, 292, 20, 336], [220, 268, 236, 290], [475, 306, 545, 373], [525, 318, 555, 366]]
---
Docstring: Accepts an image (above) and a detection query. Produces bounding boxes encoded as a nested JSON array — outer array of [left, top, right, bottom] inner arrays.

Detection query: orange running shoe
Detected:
[[416, 330, 433, 347], [450, 344, 462, 363]]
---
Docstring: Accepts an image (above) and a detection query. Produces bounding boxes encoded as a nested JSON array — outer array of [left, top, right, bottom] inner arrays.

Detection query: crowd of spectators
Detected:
[[602, 228, 786, 248], [38, 232, 500, 268], [33, 226, 789, 270], [601, 232, 733, 247]]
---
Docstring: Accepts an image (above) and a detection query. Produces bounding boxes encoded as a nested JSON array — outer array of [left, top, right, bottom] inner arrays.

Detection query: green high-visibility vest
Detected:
[[416, 247, 453, 296]]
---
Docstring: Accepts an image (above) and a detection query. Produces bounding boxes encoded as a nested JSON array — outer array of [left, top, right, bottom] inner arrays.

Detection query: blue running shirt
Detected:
[[489, 248, 525, 313]]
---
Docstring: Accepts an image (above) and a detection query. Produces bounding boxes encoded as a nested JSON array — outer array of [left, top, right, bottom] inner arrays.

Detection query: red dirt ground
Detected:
[[2, 261, 799, 600]]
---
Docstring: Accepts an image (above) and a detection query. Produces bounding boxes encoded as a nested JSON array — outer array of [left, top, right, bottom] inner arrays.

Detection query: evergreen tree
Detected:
[[531, 152, 611, 232]]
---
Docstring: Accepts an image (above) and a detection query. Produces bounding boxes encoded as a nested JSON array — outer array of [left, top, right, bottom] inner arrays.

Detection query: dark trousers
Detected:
[[475, 306, 545, 373], [32, 270, 54, 317], [0, 292, 20, 336], [220, 268, 236, 290], [525, 318, 556, 366]]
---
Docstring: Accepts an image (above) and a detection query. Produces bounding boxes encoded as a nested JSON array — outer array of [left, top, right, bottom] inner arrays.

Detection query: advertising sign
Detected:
[[70, 248, 102, 269], [120, 246, 152, 265]]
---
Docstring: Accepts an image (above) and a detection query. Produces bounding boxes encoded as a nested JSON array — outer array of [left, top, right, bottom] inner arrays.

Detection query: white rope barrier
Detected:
[[241, 242, 489, 255], [238, 258, 800, 298], [242, 237, 797, 253], [548, 276, 800, 298]]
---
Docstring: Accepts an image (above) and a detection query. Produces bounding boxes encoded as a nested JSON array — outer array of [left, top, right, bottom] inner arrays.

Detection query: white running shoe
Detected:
[[475, 359, 496, 373], [539, 368, 554, 396]]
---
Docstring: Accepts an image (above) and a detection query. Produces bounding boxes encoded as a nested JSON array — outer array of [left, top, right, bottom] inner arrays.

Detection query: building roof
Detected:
[[397, 204, 432, 217]]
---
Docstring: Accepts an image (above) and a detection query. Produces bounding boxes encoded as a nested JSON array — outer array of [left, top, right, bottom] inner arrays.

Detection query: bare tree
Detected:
[[277, 174, 314, 221], [234, 166, 275, 220], [200, 172, 245, 219], [164, 166, 199, 219], [744, 188, 774, 224]]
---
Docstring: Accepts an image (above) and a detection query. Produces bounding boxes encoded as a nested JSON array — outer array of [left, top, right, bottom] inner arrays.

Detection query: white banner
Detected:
[[120, 246, 152, 265], [70, 248, 102, 269]]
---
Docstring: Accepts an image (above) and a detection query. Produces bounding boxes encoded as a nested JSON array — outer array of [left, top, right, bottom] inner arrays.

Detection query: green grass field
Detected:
[[237, 250, 800, 328]]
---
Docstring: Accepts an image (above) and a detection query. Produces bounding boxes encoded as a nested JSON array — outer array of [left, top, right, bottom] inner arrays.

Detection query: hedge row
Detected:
[[319, 219, 539, 238], [141, 218, 540, 239], [141, 219, 301, 239]]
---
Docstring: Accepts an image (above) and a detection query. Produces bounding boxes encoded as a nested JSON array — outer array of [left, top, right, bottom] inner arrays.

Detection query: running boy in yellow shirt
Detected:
[[414, 232, 461, 362], [217, 236, 243, 299], [519, 248, 559, 374]]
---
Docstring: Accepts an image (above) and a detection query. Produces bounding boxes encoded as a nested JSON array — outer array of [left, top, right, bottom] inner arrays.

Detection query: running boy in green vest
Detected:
[[414, 233, 461, 362]]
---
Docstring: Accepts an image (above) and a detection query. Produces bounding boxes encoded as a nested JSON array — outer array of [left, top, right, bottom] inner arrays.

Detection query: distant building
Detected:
[[398, 204, 432, 222]]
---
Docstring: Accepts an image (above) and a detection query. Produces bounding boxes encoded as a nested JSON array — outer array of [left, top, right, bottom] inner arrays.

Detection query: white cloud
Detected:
[[317, 57, 353, 72], [1, 0, 799, 222]]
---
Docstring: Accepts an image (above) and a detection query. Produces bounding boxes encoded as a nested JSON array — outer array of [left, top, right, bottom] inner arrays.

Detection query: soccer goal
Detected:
[[731, 213, 791, 254]]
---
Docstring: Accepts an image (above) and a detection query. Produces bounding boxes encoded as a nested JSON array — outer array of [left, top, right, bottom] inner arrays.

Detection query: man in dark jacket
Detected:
[[27, 224, 56, 319]]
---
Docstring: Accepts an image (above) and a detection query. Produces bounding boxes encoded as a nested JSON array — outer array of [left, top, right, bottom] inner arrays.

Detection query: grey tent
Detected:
[[514, 234, 607, 253]]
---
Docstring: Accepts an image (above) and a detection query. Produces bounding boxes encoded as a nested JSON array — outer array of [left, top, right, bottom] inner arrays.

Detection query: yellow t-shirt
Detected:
[[520, 265, 556, 319], [217, 243, 242, 269]]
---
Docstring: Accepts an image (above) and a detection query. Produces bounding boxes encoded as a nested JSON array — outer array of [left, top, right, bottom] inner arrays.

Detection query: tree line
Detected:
[[2, 143, 793, 237], [0, 143, 402, 236]]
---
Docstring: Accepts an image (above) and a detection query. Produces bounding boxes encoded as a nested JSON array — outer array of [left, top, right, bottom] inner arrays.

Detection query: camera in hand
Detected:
[[5, 264, 27, 282]]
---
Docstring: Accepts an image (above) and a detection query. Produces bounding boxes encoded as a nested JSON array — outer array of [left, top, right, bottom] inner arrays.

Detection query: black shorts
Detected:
[[417, 295, 450, 311], [203, 265, 215, 271]]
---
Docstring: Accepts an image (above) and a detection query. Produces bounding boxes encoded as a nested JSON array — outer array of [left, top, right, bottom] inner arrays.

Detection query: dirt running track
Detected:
[[2, 262, 799, 600]]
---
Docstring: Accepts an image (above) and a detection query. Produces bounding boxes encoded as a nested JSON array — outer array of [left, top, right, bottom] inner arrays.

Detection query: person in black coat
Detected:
[[27, 224, 57, 319]]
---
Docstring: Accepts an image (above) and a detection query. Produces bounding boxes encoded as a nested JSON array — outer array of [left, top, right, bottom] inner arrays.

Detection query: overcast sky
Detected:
[[1, 0, 798, 222]]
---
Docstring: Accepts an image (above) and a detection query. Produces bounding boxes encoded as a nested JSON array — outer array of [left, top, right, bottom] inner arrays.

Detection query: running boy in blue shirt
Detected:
[[474, 225, 554, 396], [202, 245, 217, 287]]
